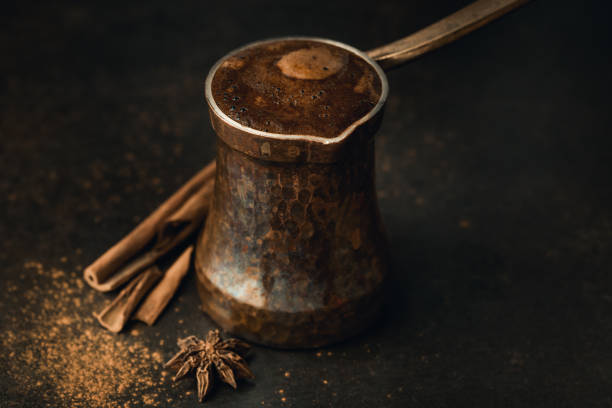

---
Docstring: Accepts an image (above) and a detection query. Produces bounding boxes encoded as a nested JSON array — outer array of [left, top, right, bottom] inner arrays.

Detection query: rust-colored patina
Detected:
[[196, 37, 389, 348]]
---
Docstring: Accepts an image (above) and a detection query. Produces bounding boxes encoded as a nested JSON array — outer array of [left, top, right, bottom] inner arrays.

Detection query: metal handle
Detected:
[[367, 0, 529, 70]]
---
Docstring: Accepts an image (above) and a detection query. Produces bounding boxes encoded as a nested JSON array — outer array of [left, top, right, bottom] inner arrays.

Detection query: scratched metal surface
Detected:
[[1, 0, 611, 407]]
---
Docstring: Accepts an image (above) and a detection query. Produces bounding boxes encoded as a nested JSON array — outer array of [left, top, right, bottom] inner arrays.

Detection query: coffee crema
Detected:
[[210, 39, 382, 139]]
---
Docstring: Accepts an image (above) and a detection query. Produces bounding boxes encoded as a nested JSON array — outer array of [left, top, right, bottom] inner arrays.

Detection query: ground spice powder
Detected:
[[1, 261, 166, 407]]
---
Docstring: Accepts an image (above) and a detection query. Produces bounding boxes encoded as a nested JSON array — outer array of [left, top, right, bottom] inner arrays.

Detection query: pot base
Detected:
[[194, 250, 384, 349]]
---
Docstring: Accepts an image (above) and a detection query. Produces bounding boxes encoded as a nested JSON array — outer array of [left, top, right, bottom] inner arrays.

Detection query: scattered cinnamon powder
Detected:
[[1, 261, 166, 407], [459, 219, 472, 229]]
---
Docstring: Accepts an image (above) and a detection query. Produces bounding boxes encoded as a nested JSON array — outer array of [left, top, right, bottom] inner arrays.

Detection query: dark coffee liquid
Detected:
[[211, 39, 382, 139]]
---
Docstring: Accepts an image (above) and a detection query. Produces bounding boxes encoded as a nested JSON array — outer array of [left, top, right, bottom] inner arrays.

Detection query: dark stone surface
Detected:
[[1, 0, 611, 406]]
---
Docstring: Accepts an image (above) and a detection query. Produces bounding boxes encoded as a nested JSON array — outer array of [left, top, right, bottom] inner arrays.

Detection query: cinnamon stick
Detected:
[[84, 161, 215, 292], [133, 245, 194, 325], [93, 266, 163, 333], [87, 179, 214, 292]]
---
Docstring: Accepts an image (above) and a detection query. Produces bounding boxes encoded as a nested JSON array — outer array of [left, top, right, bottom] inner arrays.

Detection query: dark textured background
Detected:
[[1, 0, 611, 406]]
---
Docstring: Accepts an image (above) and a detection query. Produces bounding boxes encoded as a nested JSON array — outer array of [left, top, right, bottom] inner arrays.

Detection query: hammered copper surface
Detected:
[[196, 37, 388, 348], [196, 137, 388, 347]]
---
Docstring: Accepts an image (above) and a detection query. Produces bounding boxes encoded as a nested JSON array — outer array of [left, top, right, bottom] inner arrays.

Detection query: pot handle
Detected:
[[366, 0, 529, 70]]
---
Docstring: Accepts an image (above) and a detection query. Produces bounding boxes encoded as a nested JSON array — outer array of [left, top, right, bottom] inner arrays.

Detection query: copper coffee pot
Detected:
[[195, 0, 528, 348]]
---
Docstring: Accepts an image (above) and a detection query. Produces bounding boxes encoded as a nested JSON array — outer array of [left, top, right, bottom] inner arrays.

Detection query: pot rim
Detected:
[[204, 36, 389, 147]]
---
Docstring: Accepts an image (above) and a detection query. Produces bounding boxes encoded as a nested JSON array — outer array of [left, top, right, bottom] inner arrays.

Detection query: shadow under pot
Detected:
[[195, 37, 389, 348]]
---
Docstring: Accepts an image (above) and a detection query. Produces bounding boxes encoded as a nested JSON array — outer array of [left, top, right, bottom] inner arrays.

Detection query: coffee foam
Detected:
[[211, 39, 382, 139]]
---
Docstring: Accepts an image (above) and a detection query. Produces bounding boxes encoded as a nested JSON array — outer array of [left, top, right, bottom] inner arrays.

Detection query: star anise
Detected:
[[164, 329, 254, 402]]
